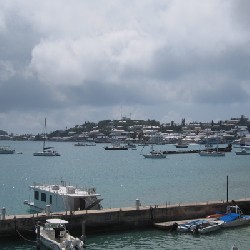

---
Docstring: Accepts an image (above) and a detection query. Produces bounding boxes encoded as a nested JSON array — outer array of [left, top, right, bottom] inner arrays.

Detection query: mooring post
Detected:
[[227, 175, 229, 203], [36, 223, 40, 250]]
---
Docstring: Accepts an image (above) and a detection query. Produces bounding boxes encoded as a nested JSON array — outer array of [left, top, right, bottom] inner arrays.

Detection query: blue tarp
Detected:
[[219, 213, 240, 222]]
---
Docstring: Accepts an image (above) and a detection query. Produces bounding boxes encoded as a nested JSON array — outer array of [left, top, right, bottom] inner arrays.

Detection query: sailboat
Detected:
[[142, 145, 166, 159], [33, 118, 60, 156], [199, 131, 225, 157]]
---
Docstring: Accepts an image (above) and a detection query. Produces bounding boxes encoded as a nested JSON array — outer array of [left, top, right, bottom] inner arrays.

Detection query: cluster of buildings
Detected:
[[1, 116, 250, 145]]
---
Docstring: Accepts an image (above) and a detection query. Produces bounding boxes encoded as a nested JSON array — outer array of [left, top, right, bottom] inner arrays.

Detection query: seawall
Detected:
[[1, 198, 250, 238]]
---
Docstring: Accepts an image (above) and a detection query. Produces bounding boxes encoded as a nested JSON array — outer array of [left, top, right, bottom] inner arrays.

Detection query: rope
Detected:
[[16, 229, 37, 244]]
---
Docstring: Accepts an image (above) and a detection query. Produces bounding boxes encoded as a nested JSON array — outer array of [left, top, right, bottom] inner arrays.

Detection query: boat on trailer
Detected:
[[24, 180, 102, 213], [37, 218, 85, 249]]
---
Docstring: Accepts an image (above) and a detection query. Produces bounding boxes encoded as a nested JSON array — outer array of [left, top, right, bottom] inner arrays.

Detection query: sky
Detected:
[[0, 0, 250, 134]]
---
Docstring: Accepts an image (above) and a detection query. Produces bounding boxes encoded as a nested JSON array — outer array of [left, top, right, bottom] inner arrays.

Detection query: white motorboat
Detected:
[[0, 146, 15, 154], [175, 220, 201, 233], [219, 205, 250, 228], [235, 148, 250, 155], [142, 145, 166, 159], [37, 218, 85, 250], [34, 118, 60, 156], [174, 219, 222, 234], [24, 180, 102, 213], [190, 220, 223, 234]]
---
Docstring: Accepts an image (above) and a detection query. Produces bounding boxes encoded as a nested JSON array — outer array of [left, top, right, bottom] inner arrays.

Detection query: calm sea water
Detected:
[[1, 141, 250, 249]]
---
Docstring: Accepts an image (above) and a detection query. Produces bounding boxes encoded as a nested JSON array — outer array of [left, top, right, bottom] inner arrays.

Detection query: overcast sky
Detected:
[[0, 0, 250, 134]]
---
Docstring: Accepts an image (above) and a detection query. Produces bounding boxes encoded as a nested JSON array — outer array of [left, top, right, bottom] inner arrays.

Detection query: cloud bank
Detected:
[[0, 0, 250, 133]]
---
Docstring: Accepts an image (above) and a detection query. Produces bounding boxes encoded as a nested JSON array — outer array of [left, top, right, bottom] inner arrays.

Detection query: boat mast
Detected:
[[43, 118, 46, 151]]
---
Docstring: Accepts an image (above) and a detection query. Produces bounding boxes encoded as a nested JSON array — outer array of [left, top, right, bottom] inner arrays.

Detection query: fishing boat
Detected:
[[219, 205, 250, 228], [34, 118, 60, 156], [142, 145, 166, 159], [24, 180, 102, 213], [37, 218, 85, 249], [0, 146, 15, 154]]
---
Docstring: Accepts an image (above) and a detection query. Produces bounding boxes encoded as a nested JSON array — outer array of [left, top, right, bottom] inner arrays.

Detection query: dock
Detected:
[[163, 144, 232, 154], [1, 198, 250, 238]]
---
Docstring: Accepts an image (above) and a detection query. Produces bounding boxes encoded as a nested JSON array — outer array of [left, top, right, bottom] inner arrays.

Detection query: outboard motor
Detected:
[[170, 222, 178, 232]]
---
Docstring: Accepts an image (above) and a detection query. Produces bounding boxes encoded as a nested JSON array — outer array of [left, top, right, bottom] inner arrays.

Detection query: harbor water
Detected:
[[1, 141, 250, 249]]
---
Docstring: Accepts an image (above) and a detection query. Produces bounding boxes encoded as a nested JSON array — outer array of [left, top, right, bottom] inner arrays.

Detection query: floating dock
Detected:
[[163, 144, 232, 154], [0, 198, 250, 238]]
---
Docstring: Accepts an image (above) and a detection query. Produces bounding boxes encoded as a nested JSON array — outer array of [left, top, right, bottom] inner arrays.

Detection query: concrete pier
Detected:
[[1, 198, 250, 238]]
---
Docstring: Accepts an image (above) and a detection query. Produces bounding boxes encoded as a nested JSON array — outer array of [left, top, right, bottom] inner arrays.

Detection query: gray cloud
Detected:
[[0, 0, 250, 134]]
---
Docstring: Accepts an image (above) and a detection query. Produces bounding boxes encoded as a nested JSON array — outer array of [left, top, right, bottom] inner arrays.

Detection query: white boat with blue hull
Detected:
[[24, 181, 102, 213], [37, 218, 85, 250]]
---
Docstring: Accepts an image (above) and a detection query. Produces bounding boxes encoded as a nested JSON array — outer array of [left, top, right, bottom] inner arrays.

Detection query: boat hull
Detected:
[[33, 151, 60, 156], [40, 235, 62, 250], [105, 147, 128, 150], [143, 154, 166, 159], [221, 216, 250, 228]]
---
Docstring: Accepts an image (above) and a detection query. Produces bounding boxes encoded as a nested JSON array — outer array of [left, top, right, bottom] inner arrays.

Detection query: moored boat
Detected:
[[173, 219, 222, 234], [37, 218, 85, 249], [199, 150, 225, 156], [175, 142, 189, 148], [190, 220, 223, 234], [74, 142, 96, 146], [143, 145, 166, 159], [33, 147, 60, 156], [24, 180, 102, 213], [235, 148, 250, 155], [104, 143, 128, 150], [218, 205, 250, 228], [0, 146, 15, 154], [34, 118, 60, 156]]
